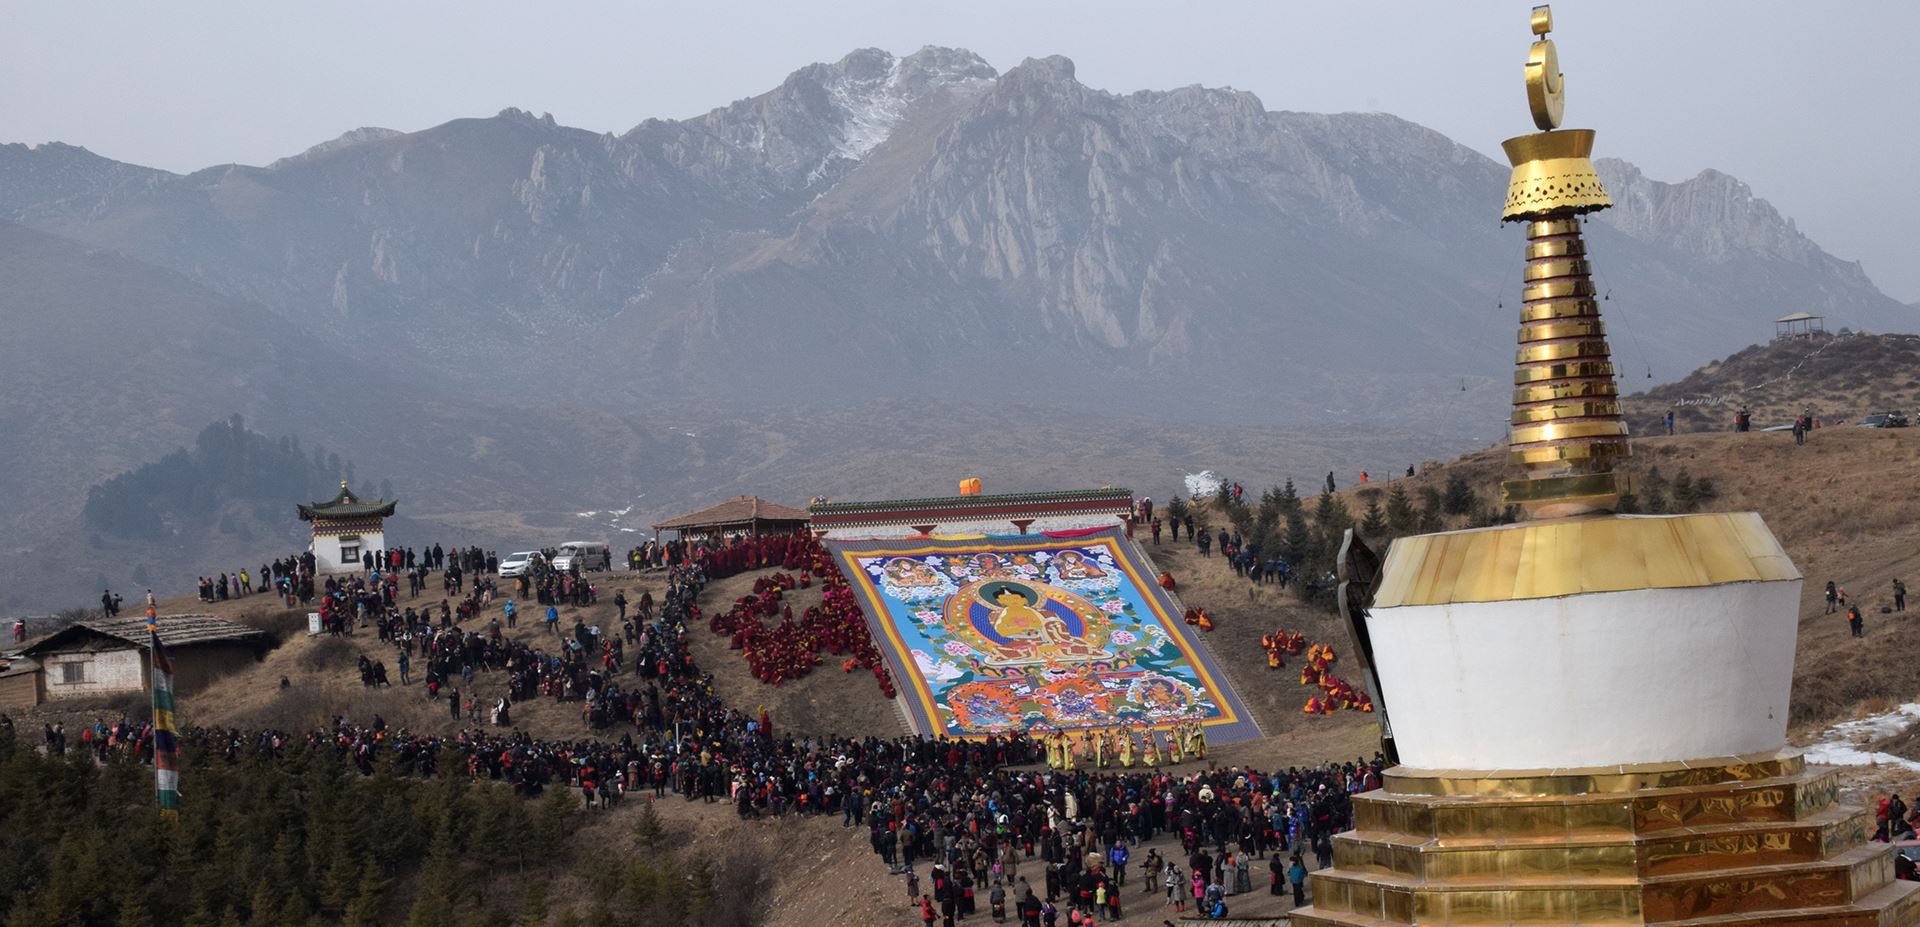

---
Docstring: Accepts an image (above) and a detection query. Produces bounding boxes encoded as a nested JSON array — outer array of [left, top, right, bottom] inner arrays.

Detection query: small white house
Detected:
[[20, 615, 272, 701], [298, 481, 396, 573]]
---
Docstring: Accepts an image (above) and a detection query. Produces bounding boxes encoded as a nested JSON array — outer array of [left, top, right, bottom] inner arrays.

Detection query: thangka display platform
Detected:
[[826, 528, 1260, 743]]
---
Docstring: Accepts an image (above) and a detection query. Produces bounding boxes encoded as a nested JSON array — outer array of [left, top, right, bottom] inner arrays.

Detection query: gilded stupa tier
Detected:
[[1290, 753, 1920, 927]]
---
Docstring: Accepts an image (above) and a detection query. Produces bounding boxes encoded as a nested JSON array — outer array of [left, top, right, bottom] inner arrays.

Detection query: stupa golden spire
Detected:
[[1498, 5, 1630, 518]]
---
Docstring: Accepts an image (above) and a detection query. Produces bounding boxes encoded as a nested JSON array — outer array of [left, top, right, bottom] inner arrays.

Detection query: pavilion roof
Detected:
[[298, 481, 397, 520], [652, 496, 810, 531]]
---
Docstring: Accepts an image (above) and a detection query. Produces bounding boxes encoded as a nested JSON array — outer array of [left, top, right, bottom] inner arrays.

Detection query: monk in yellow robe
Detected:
[[1167, 726, 1184, 764], [1118, 728, 1134, 768], [1142, 726, 1160, 767]]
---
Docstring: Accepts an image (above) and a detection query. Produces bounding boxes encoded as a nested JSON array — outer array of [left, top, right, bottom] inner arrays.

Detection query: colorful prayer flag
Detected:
[[149, 630, 180, 817]]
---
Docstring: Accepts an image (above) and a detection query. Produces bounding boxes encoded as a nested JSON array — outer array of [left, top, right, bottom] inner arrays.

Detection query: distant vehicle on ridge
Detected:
[[1857, 411, 1910, 428], [498, 551, 544, 577], [550, 541, 611, 573]]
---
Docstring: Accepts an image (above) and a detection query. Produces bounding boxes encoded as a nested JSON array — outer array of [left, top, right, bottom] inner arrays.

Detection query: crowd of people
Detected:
[[10, 529, 1396, 925]]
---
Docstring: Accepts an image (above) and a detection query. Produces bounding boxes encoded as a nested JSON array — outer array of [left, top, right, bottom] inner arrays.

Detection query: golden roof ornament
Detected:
[[1498, 4, 1631, 517]]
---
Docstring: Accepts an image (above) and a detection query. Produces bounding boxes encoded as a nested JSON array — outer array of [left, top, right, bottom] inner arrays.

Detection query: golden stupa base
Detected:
[[1291, 751, 1920, 927]]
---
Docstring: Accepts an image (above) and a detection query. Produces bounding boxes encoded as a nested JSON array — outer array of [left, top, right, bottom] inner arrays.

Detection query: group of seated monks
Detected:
[[1260, 628, 1307, 668], [1040, 720, 1208, 770], [701, 537, 897, 699], [1299, 642, 1373, 714]]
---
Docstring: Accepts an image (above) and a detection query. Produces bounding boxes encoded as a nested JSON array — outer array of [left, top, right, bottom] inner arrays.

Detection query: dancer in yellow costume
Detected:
[[1043, 728, 1063, 769], [1185, 720, 1207, 760], [1092, 728, 1108, 768], [1167, 725, 1183, 764], [1118, 727, 1134, 768], [1141, 725, 1160, 767]]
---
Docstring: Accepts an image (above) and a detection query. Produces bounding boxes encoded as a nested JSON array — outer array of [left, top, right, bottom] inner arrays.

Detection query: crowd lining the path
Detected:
[[14, 531, 1378, 925]]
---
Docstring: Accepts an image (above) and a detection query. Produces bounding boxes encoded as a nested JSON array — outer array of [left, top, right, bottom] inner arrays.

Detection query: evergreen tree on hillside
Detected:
[[1442, 476, 1476, 516], [1277, 479, 1302, 517], [1360, 499, 1388, 538], [1418, 485, 1446, 532], [1672, 470, 1697, 512], [1281, 509, 1313, 567], [1641, 466, 1670, 514], [1385, 485, 1418, 534], [1311, 491, 1353, 567]]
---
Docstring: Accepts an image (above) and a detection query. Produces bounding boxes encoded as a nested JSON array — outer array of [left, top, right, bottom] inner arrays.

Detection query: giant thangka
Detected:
[[827, 528, 1259, 743]]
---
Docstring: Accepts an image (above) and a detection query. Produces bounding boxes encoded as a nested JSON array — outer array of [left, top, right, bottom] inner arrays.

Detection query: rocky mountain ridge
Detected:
[[3, 46, 1906, 419], [1, 46, 1914, 612]]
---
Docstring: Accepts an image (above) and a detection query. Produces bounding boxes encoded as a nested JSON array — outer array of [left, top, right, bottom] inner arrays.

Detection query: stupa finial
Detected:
[[1498, 4, 1630, 517]]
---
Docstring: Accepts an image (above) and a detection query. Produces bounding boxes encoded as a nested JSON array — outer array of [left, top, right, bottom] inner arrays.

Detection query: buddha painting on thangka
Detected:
[[828, 530, 1258, 743]]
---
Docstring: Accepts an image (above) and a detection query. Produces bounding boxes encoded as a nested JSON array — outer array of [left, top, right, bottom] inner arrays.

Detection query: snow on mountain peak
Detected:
[[821, 47, 995, 162]]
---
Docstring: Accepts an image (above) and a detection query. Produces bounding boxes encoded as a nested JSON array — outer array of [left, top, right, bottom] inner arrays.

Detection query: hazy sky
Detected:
[[5, 1, 1917, 300]]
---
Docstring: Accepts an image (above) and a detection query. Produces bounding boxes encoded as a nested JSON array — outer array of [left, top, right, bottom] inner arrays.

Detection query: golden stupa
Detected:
[[1291, 8, 1920, 927]]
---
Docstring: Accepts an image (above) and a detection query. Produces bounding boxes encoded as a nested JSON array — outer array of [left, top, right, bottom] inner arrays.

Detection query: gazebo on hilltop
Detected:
[[1774, 311, 1826, 341], [651, 496, 809, 540]]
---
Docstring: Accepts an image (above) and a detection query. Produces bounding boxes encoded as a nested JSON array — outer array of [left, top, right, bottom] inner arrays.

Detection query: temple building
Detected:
[[297, 481, 396, 573], [810, 488, 1134, 539]]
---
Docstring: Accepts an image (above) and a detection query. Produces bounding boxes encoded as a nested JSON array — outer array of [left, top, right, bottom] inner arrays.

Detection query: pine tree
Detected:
[[1442, 476, 1475, 516], [516, 882, 551, 927], [1385, 485, 1417, 534], [1672, 470, 1697, 512], [1641, 466, 1669, 514], [1277, 479, 1302, 516], [1281, 510, 1313, 568], [342, 863, 390, 927], [1360, 500, 1387, 538], [633, 799, 671, 852]]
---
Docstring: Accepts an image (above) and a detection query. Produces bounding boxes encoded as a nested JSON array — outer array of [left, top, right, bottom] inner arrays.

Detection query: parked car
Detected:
[[1857, 411, 1910, 428], [499, 550, 544, 577], [550, 541, 611, 573]]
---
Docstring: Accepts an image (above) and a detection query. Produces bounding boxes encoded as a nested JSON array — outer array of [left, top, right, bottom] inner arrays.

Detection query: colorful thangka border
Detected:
[[826, 528, 1260, 743]]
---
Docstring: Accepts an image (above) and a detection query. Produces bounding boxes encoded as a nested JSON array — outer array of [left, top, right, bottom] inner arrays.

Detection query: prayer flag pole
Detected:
[[146, 607, 180, 818]]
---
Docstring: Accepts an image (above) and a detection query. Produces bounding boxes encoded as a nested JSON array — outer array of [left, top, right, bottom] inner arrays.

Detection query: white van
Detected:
[[550, 541, 611, 573]]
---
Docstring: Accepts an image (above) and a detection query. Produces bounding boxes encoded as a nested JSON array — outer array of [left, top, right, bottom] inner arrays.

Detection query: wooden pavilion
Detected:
[[651, 496, 810, 540]]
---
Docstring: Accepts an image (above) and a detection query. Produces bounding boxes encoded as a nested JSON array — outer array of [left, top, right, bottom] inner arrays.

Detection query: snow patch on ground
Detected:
[[1804, 702, 1920, 772], [1183, 470, 1223, 499]]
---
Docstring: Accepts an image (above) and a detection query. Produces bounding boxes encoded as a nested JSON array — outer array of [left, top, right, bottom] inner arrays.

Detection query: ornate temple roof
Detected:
[[297, 481, 397, 521]]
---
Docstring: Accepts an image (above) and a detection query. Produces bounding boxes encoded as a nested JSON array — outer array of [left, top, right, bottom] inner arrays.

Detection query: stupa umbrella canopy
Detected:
[[651, 496, 809, 540]]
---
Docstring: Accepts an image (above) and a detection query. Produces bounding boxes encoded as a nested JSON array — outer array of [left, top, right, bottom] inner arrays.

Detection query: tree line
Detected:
[[83, 415, 389, 541], [0, 732, 763, 927]]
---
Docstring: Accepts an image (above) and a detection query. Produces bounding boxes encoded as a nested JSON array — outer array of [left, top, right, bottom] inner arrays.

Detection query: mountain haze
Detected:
[[1, 46, 1912, 611]]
